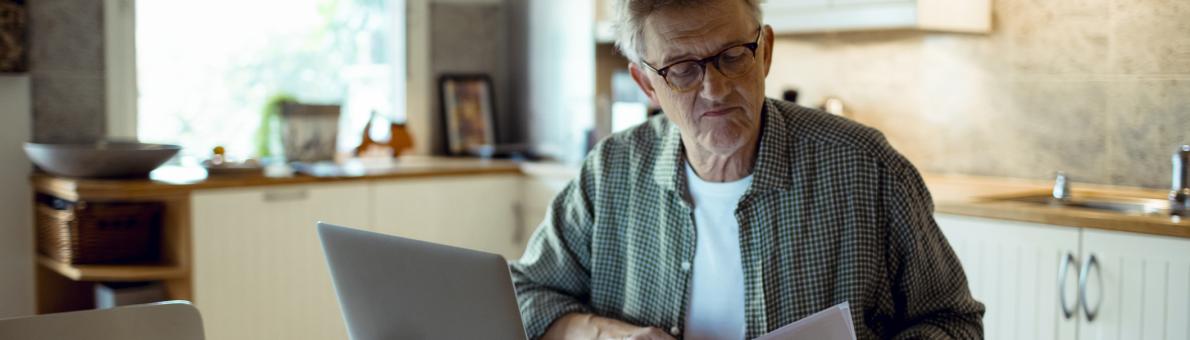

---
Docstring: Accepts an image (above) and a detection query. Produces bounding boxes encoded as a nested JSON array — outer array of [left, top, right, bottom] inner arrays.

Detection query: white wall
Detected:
[[0, 75, 33, 317], [405, 0, 432, 155], [521, 0, 595, 163]]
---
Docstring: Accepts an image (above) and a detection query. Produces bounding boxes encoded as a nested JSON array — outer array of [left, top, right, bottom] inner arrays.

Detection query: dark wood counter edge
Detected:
[[926, 175, 1190, 239], [31, 170, 1190, 239], [32, 165, 523, 201]]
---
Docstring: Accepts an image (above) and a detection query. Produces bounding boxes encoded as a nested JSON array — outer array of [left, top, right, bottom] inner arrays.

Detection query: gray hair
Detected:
[[613, 0, 763, 65]]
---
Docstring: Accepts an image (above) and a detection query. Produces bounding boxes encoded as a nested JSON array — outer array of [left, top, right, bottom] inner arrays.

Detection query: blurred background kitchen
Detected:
[[0, 0, 1187, 339]]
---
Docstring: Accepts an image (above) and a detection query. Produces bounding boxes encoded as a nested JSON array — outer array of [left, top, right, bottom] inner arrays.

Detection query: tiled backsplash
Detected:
[[765, 0, 1190, 189]]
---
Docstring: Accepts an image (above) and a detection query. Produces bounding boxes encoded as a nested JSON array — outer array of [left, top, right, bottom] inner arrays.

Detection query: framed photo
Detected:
[[439, 74, 496, 156]]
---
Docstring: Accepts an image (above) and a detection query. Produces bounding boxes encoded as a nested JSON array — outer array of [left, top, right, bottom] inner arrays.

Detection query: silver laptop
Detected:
[[317, 222, 528, 340]]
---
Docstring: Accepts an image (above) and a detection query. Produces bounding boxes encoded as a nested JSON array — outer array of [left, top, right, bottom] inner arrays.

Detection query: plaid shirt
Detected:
[[511, 98, 984, 339]]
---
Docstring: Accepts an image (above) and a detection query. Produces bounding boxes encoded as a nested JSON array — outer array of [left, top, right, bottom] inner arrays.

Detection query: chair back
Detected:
[[0, 301, 204, 340]]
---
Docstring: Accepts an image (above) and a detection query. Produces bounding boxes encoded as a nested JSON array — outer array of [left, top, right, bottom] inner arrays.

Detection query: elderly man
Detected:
[[511, 0, 985, 339]]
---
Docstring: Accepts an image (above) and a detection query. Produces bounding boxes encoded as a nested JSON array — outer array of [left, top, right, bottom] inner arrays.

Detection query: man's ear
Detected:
[[628, 62, 661, 107], [762, 25, 775, 76]]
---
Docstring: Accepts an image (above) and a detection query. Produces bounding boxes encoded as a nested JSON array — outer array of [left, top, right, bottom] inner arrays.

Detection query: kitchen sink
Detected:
[[989, 193, 1174, 217]]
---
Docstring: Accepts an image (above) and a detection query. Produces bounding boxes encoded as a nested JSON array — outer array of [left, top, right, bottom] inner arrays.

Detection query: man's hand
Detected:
[[542, 313, 677, 340]]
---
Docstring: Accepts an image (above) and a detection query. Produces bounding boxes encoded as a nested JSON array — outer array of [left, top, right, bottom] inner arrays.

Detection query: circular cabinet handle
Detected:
[[1057, 252, 1079, 319], [1079, 254, 1102, 322]]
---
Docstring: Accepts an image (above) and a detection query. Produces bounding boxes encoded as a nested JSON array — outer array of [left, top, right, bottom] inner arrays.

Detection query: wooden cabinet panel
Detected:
[[192, 183, 370, 340], [371, 175, 523, 260], [936, 214, 1081, 340]]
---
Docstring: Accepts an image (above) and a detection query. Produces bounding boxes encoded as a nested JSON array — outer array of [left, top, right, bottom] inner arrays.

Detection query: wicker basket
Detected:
[[35, 196, 163, 264]]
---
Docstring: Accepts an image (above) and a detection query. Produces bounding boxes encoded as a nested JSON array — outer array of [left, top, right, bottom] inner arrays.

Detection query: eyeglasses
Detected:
[[642, 26, 763, 93]]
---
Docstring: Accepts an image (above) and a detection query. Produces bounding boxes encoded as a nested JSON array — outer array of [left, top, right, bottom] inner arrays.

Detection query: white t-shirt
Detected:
[[683, 163, 751, 340]]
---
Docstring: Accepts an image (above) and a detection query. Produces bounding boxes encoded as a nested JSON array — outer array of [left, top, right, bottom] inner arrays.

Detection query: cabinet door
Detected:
[[1079, 229, 1190, 340], [521, 174, 573, 245], [371, 175, 523, 260], [192, 183, 371, 340], [935, 214, 1081, 340]]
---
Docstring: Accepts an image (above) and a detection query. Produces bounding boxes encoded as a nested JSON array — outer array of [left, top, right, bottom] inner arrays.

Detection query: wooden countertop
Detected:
[[31, 158, 1190, 239], [925, 174, 1190, 239], [33, 157, 523, 201]]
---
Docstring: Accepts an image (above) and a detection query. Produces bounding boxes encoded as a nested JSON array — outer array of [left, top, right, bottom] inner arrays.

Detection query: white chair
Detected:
[[0, 300, 204, 340]]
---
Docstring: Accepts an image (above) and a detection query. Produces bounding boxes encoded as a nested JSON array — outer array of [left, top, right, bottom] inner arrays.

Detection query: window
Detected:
[[136, 0, 405, 160]]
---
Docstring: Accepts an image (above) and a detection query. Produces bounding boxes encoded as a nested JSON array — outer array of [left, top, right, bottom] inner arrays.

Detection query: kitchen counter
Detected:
[[28, 156, 530, 315], [31, 159, 1190, 238], [924, 174, 1190, 239], [32, 156, 523, 201]]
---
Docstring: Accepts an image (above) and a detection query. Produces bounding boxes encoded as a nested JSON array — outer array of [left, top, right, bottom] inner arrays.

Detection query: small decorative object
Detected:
[[439, 74, 496, 156], [353, 111, 415, 158], [209, 145, 226, 166], [0, 0, 26, 73], [201, 146, 262, 176], [280, 102, 340, 163], [256, 93, 296, 158], [388, 123, 414, 156]]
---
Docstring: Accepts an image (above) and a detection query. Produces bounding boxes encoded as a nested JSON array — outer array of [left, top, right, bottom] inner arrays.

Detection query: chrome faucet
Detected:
[[1172, 145, 1190, 215], [1053, 171, 1072, 203]]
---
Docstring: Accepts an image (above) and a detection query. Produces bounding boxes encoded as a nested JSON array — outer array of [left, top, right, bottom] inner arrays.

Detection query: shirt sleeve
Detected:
[[509, 160, 598, 339], [884, 160, 987, 339]]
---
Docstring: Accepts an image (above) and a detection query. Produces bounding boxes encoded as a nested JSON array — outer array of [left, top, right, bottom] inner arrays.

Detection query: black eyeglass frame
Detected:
[[641, 26, 764, 91]]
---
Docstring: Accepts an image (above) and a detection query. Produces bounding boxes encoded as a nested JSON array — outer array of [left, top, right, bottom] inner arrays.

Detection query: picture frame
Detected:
[[438, 74, 496, 156]]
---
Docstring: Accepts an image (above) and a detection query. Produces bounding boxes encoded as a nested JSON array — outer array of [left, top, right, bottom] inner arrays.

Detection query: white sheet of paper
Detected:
[[755, 302, 857, 340]]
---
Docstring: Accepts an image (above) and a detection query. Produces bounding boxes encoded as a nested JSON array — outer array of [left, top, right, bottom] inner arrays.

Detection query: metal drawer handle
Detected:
[[263, 189, 309, 202], [1057, 252, 1079, 319], [1078, 253, 1102, 322]]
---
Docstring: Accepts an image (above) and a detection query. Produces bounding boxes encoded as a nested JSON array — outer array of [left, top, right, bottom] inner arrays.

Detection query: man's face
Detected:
[[630, 0, 774, 156]]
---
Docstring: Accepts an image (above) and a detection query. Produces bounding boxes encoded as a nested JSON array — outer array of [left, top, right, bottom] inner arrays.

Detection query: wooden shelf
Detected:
[[37, 255, 187, 282]]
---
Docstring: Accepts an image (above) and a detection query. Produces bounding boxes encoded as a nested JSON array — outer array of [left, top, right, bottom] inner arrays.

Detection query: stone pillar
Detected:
[[27, 0, 106, 143]]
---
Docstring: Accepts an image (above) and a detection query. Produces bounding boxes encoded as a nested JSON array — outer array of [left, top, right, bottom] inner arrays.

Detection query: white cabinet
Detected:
[[519, 164, 578, 257], [1078, 229, 1190, 340], [371, 174, 525, 260], [763, 0, 991, 34], [188, 172, 552, 339], [937, 214, 1081, 340], [938, 214, 1190, 340], [192, 183, 370, 340]]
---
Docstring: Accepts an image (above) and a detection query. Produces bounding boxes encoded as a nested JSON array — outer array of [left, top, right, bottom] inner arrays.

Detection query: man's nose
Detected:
[[699, 63, 731, 101]]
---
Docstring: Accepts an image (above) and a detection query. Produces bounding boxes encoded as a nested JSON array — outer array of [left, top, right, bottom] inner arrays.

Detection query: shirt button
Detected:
[[670, 326, 681, 336], [680, 261, 691, 271]]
